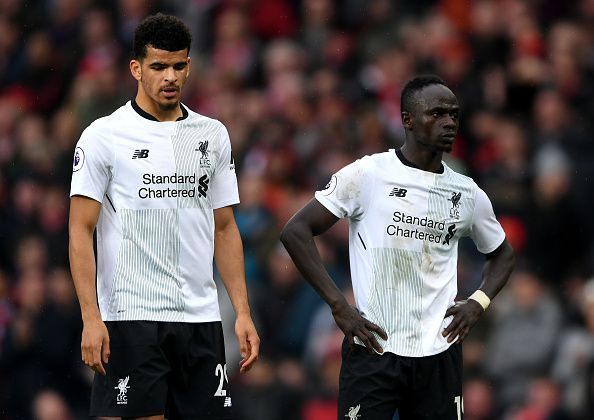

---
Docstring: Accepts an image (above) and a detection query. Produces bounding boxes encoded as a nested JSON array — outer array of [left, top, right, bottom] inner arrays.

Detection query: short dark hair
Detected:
[[133, 13, 192, 59], [401, 75, 448, 113]]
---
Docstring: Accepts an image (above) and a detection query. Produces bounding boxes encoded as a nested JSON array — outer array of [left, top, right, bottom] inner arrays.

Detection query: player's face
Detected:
[[131, 47, 190, 111], [406, 84, 459, 153]]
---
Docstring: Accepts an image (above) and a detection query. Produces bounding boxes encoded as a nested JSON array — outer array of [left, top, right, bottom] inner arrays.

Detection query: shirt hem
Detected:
[[314, 195, 343, 218], [102, 314, 222, 322], [371, 341, 452, 358], [477, 233, 506, 254], [70, 191, 104, 203], [212, 198, 240, 210]]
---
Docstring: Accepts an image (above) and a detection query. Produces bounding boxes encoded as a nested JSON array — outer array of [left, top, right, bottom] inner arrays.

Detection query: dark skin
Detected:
[[281, 83, 515, 352], [280, 200, 388, 354]]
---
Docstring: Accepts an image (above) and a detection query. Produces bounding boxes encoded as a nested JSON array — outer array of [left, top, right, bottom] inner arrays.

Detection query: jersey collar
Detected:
[[131, 99, 189, 122], [395, 148, 444, 174]]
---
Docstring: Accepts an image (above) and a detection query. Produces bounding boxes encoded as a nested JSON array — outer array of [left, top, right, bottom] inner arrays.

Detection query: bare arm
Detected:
[[280, 199, 387, 353], [69, 195, 110, 375], [214, 206, 259, 373], [443, 239, 515, 343], [476, 239, 516, 298]]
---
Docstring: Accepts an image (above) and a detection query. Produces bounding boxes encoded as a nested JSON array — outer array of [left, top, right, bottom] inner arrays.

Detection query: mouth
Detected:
[[161, 86, 179, 99], [441, 133, 456, 141]]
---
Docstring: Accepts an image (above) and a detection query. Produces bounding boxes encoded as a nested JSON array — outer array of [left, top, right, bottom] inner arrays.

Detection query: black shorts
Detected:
[[338, 340, 463, 420], [90, 321, 232, 419]]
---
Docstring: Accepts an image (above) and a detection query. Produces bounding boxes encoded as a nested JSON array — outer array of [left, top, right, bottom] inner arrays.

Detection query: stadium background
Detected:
[[0, 0, 593, 418]]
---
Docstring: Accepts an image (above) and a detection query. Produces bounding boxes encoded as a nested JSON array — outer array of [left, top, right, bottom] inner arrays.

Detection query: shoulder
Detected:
[[82, 103, 129, 139], [443, 163, 480, 197], [443, 162, 474, 185], [185, 107, 227, 132], [354, 151, 392, 170], [79, 116, 112, 146], [183, 108, 230, 145], [369, 150, 395, 164], [334, 151, 396, 176]]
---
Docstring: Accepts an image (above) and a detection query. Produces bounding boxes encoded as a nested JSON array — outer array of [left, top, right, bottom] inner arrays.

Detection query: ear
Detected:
[[402, 111, 413, 130], [130, 59, 141, 81], [186, 56, 191, 77]]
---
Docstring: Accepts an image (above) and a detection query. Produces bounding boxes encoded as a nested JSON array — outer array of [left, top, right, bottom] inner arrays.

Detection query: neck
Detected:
[[400, 143, 444, 173], [135, 90, 182, 122]]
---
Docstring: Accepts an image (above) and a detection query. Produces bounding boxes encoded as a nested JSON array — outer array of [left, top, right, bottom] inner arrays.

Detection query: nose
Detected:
[[164, 67, 177, 83], [443, 114, 457, 129]]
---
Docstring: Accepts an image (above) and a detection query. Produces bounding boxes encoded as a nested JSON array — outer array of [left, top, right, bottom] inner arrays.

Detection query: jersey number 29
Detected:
[[214, 363, 229, 396]]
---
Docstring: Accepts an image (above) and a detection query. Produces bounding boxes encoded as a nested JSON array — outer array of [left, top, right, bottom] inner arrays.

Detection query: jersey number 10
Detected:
[[454, 395, 464, 420]]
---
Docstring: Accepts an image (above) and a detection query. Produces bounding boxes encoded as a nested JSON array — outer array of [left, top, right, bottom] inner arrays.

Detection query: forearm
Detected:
[[280, 220, 346, 310], [69, 228, 101, 322], [214, 222, 251, 317], [477, 240, 516, 299]]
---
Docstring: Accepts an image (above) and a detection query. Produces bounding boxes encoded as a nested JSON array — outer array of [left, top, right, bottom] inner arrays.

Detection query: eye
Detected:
[[174, 63, 187, 70]]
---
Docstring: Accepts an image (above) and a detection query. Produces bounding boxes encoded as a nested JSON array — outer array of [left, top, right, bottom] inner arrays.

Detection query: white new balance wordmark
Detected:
[[70, 102, 239, 322], [315, 150, 505, 357]]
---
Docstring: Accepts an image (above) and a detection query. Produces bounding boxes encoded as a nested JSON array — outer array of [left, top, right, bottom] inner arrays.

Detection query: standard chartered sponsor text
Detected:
[[386, 211, 446, 243], [139, 173, 196, 199]]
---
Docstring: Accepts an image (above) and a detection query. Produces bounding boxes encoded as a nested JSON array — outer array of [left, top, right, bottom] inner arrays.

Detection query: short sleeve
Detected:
[[70, 124, 113, 203], [314, 157, 373, 220], [210, 123, 239, 209], [469, 185, 506, 254]]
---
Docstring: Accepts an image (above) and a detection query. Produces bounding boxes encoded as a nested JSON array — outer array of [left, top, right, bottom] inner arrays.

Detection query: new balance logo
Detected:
[[132, 149, 149, 159], [198, 175, 209, 197], [224, 397, 232, 407], [389, 187, 408, 197]]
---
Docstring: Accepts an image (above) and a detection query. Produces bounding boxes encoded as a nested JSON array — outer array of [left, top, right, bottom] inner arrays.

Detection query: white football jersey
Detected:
[[315, 150, 505, 357], [70, 101, 239, 322]]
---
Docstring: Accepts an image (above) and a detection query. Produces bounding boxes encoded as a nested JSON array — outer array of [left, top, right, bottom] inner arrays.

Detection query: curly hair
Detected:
[[133, 13, 192, 59], [400, 75, 448, 113]]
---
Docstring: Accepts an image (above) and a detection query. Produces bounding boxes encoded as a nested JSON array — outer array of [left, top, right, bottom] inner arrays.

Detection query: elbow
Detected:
[[280, 221, 296, 248], [280, 218, 308, 251]]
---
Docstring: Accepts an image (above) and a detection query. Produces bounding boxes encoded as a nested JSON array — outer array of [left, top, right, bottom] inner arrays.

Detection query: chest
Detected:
[[364, 170, 474, 251], [111, 128, 217, 208]]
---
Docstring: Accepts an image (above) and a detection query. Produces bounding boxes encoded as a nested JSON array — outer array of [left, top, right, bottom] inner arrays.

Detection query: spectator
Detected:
[[0, 1, 593, 417], [552, 278, 594, 418], [463, 377, 497, 420], [32, 390, 74, 420], [484, 269, 562, 409]]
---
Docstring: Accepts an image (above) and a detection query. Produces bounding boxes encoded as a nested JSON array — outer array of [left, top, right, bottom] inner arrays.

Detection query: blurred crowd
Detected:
[[0, 0, 594, 419]]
